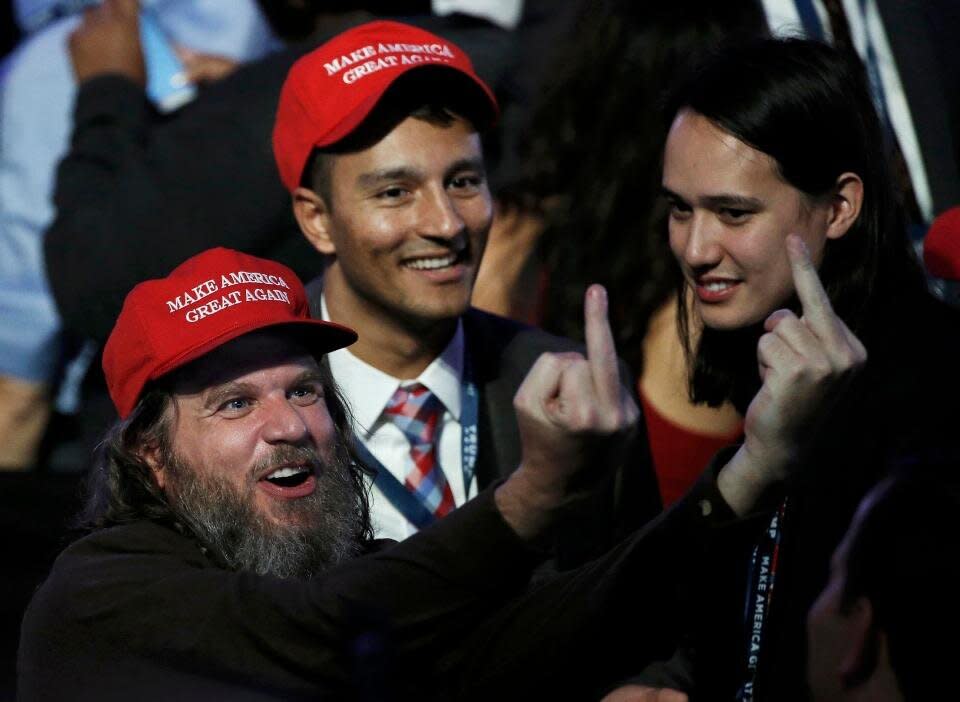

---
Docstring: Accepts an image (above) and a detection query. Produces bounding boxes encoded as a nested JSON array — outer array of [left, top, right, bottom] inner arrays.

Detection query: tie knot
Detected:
[[385, 383, 444, 445]]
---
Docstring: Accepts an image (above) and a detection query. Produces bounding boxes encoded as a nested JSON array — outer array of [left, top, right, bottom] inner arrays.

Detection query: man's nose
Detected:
[[261, 397, 310, 444], [418, 186, 465, 240]]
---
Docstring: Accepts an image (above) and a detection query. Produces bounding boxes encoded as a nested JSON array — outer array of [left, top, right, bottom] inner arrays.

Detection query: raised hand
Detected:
[[720, 235, 867, 514], [496, 285, 639, 539], [69, 0, 146, 85]]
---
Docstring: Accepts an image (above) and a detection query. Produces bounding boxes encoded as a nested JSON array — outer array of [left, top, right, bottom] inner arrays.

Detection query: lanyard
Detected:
[[737, 497, 789, 702], [353, 351, 479, 529]]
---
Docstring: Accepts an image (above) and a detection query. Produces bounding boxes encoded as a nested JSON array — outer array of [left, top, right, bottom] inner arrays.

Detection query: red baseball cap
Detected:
[[103, 248, 357, 419], [272, 20, 499, 192]]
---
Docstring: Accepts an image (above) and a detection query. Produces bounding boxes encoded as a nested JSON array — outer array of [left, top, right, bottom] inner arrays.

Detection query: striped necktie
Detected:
[[384, 383, 455, 518]]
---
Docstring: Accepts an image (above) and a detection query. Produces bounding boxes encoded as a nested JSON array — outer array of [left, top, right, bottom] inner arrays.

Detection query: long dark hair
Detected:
[[80, 359, 373, 544], [667, 38, 927, 407], [518, 0, 767, 371]]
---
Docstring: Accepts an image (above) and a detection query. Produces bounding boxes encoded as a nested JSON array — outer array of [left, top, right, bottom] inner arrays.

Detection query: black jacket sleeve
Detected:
[[19, 466, 757, 701], [18, 487, 540, 701]]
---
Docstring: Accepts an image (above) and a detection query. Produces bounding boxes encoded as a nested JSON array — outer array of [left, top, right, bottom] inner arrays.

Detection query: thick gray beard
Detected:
[[165, 444, 364, 579]]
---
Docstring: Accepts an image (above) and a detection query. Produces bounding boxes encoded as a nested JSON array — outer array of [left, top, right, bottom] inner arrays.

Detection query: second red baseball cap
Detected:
[[103, 247, 357, 419], [272, 20, 499, 192]]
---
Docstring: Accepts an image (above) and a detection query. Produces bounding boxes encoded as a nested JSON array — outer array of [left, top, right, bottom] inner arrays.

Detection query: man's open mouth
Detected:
[[261, 464, 313, 488]]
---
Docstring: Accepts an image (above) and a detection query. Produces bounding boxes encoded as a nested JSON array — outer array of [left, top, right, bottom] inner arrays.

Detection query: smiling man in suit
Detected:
[[272, 20, 659, 558]]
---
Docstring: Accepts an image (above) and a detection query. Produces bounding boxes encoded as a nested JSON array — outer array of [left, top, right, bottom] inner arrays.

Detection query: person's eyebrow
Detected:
[[661, 187, 763, 211], [202, 380, 258, 410], [290, 369, 326, 393], [445, 157, 486, 179], [701, 194, 764, 210], [661, 186, 687, 203], [199, 369, 326, 410], [356, 167, 422, 189]]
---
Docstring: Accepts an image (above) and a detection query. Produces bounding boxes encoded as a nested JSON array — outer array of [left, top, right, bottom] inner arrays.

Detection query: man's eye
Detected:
[[377, 186, 408, 200], [668, 201, 692, 218], [720, 208, 752, 222], [289, 386, 320, 405], [219, 398, 250, 413], [450, 174, 483, 191]]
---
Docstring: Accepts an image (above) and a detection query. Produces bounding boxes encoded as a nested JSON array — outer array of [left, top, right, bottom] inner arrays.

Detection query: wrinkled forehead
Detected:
[[167, 329, 321, 398]]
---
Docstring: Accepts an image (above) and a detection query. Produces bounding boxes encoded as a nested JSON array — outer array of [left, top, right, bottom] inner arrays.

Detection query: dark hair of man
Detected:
[[840, 464, 960, 699], [79, 357, 372, 545], [515, 0, 768, 372], [299, 67, 492, 210], [665, 38, 927, 408]]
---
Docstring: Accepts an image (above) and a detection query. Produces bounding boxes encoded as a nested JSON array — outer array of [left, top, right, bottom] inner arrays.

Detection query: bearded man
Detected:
[[18, 246, 649, 700]]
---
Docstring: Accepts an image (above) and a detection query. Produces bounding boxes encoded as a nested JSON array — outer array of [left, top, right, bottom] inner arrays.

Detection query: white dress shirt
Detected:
[[322, 296, 478, 541]]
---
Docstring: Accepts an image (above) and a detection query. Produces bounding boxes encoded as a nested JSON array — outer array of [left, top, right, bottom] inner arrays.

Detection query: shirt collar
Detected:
[[321, 295, 464, 437]]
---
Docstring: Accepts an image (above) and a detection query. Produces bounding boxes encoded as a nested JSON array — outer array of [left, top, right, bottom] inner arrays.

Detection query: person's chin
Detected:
[[254, 484, 317, 521], [258, 504, 315, 530], [700, 311, 758, 332], [401, 291, 472, 325]]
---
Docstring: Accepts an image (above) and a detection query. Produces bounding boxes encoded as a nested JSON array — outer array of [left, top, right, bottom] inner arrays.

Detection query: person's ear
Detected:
[[825, 172, 864, 241], [293, 187, 337, 255], [139, 441, 167, 490], [839, 596, 879, 689]]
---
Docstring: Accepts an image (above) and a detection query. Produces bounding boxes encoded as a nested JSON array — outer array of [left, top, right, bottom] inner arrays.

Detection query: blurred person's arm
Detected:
[[45, 0, 314, 342], [0, 18, 87, 469]]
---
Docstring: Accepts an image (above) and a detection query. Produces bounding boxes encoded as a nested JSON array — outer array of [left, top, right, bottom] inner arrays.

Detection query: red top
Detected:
[[640, 389, 743, 507]]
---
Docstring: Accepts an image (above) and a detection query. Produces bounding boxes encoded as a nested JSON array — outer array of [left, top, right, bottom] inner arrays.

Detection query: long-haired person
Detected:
[[611, 38, 960, 700], [474, 0, 769, 506]]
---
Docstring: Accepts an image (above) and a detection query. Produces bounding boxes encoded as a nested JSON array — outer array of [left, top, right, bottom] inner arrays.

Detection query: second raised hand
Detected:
[[749, 235, 866, 477], [719, 235, 867, 515]]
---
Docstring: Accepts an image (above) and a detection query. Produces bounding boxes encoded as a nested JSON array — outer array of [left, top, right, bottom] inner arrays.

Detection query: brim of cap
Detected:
[[136, 317, 357, 414], [315, 64, 499, 150]]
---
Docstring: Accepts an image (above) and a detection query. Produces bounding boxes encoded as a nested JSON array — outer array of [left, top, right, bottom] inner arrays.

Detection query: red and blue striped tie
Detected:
[[384, 383, 455, 518]]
